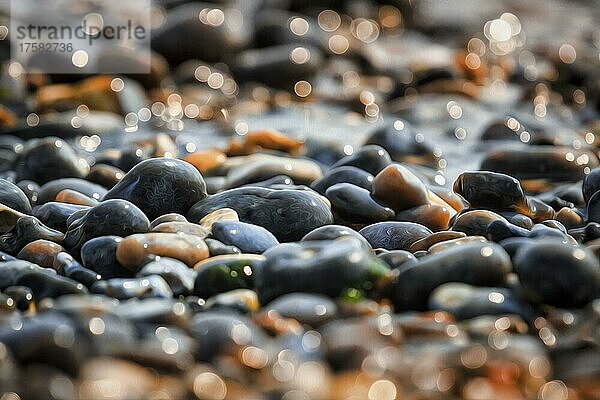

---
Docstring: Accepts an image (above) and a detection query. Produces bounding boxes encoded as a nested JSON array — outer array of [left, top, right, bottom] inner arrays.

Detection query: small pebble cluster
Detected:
[[0, 0, 600, 399]]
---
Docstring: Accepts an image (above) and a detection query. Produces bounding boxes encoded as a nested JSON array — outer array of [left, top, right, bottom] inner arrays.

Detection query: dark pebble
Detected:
[[188, 187, 333, 242], [104, 158, 208, 220], [212, 220, 279, 254]]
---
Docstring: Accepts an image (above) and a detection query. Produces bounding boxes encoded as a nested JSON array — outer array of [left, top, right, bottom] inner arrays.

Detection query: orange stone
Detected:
[[372, 164, 429, 212], [116, 232, 209, 269], [184, 148, 227, 174]]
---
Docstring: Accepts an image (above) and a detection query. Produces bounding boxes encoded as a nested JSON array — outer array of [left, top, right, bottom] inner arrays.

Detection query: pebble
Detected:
[[0, 216, 64, 254], [377, 250, 418, 272], [190, 312, 267, 362], [188, 187, 333, 242], [430, 282, 536, 321], [54, 252, 101, 287], [33, 202, 89, 232], [80, 236, 130, 279], [233, 44, 323, 90], [453, 171, 528, 211], [151, 221, 209, 237], [103, 158, 208, 220], [16, 239, 64, 269], [450, 210, 509, 236], [372, 164, 429, 212], [409, 231, 467, 252], [391, 242, 512, 311], [311, 166, 374, 195], [481, 146, 599, 183], [64, 199, 150, 253], [211, 220, 279, 254], [265, 293, 337, 327], [91, 276, 173, 300], [204, 237, 241, 256], [36, 178, 106, 205], [16, 180, 40, 207], [137, 257, 195, 296], [198, 208, 239, 230], [359, 221, 432, 250], [0, 202, 25, 233], [193, 254, 264, 299], [222, 154, 322, 189], [301, 224, 372, 251], [514, 241, 600, 308], [364, 123, 439, 167], [15, 270, 88, 302], [395, 203, 452, 231], [330, 145, 391, 175], [326, 183, 395, 223], [55, 189, 98, 207], [14, 137, 89, 184], [85, 163, 125, 189], [116, 232, 209, 269], [0, 178, 32, 214], [257, 238, 390, 303]]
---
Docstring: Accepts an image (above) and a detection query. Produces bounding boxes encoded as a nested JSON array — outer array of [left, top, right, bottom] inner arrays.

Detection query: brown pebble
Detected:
[[451, 210, 508, 236], [87, 164, 125, 188], [55, 189, 99, 206], [372, 164, 429, 212], [428, 236, 488, 253], [151, 213, 188, 229], [428, 185, 467, 212], [116, 233, 209, 270], [409, 231, 467, 253], [396, 204, 452, 231], [226, 129, 303, 156], [17, 239, 65, 269], [184, 149, 227, 174], [199, 208, 239, 230], [152, 221, 209, 237], [555, 207, 583, 228], [135, 133, 178, 158]]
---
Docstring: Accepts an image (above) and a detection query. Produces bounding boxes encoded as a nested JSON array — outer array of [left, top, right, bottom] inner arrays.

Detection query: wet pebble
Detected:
[[0, 178, 32, 214], [257, 238, 389, 303], [64, 199, 150, 253], [480, 146, 598, 182], [15, 270, 88, 302], [391, 242, 512, 311], [116, 232, 209, 269], [137, 257, 196, 296], [429, 283, 536, 322], [36, 178, 106, 205], [211, 220, 279, 254], [104, 158, 208, 220], [33, 202, 89, 232], [0, 216, 64, 254], [193, 254, 264, 299], [330, 145, 391, 175], [14, 137, 89, 184], [301, 224, 372, 252], [311, 166, 374, 195], [16, 239, 64, 269], [359, 221, 432, 250], [80, 236, 130, 279], [326, 183, 395, 223], [265, 293, 337, 327], [514, 241, 600, 307], [188, 187, 333, 242], [91, 276, 173, 300]]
